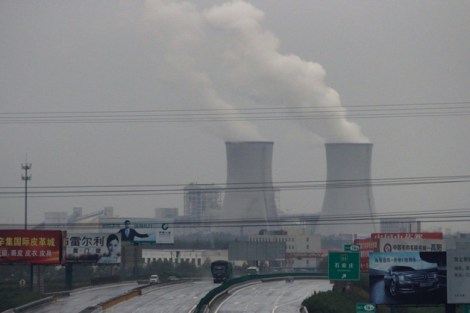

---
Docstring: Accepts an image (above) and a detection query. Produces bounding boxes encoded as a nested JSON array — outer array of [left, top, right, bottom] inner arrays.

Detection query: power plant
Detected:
[[315, 143, 377, 236], [220, 141, 279, 236]]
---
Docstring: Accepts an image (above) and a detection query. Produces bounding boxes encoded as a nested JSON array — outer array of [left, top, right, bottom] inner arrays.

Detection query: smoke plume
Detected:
[[145, 0, 368, 142]]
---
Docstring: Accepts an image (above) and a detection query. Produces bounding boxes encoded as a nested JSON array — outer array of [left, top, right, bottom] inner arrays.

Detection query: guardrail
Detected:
[[12, 296, 55, 313], [84, 279, 188, 312], [100, 290, 141, 310], [194, 272, 327, 313]]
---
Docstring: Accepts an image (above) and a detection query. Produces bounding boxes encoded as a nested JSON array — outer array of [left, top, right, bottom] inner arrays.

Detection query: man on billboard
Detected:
[[117, 220, 149, 242]]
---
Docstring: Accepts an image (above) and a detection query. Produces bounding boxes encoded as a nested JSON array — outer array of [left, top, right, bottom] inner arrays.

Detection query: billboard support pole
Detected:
[[21, 161, 33, 291], [65, 263, 73, 290], [30, 264, 34, 291]]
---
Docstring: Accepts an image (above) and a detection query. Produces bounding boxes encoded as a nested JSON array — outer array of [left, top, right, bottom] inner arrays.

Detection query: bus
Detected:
[[211, 260, 233, 283]]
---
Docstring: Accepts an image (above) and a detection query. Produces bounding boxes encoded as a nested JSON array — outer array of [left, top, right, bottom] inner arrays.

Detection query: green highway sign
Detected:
[[328, 251, 360, 281], [464, 304, 470, 313], [344, 244, 360, 252], [356, 303, 376, 313]]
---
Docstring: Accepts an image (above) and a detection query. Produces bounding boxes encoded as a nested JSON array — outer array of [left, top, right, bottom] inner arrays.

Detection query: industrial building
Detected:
[[249, 228, 322, 270], [220, 141, 279, 237], [183, 183, 223, 221], [379, 218, 421, 233], [315, 143, 377, 237], [142, 249, 228, 268]]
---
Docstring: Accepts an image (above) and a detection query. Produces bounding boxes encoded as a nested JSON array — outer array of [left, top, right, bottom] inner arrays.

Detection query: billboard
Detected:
[[369, 252, 446, 305], [447, 249, 470, 303], [66, 233, 121, 264], [354, 238, 379, 272], [155, 223, 173, 244], [371, 233, 443, 240], [104, 220, 173, 244], [355, 233, 444, 273], [0, 230, 64, 264], [378, 238, 445, 253]]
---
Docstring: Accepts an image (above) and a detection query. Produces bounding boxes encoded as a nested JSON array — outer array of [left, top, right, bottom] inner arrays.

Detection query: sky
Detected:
[[1, 0, 469, 233]]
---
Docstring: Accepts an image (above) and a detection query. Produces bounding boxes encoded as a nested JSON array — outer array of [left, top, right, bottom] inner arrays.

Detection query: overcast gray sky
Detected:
[[1, 0, 469, 232]]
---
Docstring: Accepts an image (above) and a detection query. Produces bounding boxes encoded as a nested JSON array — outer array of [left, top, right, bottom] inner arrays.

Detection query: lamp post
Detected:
[[21, 162, 32, 230]]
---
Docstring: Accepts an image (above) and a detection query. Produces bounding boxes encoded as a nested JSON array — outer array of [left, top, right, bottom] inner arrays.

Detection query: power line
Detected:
[[0, 174, 469, 199], [1, 207, 470, 229], [0, 102, 469, 125]]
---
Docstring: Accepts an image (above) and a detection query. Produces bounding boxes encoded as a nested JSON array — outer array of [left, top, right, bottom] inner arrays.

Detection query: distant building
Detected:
[[155, 207, 179, 219], [379, 218, 421, 233], [37, 207, 116, 232], [44, 212, 68, 227], [249, 228, 322, 270], [183, 183, 223, 221], [142, 249, 228, 268]]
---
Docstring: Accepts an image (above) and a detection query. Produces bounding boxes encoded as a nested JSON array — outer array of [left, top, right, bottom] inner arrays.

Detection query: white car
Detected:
[[149, 275, 160, 284]]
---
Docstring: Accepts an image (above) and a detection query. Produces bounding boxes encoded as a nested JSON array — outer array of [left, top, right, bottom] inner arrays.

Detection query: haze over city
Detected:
[[1, 0, 469, 232]]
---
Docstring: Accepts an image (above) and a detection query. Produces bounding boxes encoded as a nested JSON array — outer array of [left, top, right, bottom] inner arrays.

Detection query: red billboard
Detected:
[[371, 232, 443, 240], [0, 230, 65, 264], [354, 238, 379, 272]]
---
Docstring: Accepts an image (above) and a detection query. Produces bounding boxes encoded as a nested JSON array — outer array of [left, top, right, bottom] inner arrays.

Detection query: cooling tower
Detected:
[[221, 141, 279, 236], [315, 143, 377, 236]]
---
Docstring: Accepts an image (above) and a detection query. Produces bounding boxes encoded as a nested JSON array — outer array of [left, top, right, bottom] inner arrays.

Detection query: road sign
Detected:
[[344, 244, 360, 252], [328, 251, 360, 281], [464, 304, 470, 313], [356, 303, 376, 313]]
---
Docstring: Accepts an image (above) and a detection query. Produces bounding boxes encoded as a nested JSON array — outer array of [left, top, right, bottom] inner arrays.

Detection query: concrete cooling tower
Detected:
[[315, 143, 377, 237], [221, 141, 279, 236]]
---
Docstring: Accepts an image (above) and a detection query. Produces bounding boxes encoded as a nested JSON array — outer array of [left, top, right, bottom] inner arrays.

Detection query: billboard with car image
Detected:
[[369, 252, 446, 305]]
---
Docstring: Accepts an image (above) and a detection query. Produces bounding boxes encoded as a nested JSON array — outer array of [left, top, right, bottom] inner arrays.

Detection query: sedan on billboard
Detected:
[[383, 265, 439, 296], [369, 252, 446, 305]]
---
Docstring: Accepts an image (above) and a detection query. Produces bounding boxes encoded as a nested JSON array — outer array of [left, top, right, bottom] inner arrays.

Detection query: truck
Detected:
[[211, 260, 233, 283]]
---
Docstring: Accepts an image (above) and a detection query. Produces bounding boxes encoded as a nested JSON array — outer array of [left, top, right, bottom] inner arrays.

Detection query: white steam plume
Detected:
[[144, 0, 369, 143], [143, 0, 263, 142]]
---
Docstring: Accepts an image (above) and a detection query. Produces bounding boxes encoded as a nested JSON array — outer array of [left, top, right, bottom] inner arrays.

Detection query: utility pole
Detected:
[[21, 162, 32, 229], [21, 161, 33, 291]]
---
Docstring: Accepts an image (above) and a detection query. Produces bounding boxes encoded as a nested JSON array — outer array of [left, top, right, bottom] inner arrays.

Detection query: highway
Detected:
[[104, 280, 215, 313], [25, 278, 331, 313], [212, 279, 332, 313], [32, 282, 139, 313]]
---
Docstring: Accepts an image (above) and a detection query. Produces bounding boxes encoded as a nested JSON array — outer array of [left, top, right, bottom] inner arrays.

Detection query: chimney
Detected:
[[315, 143, 377, 236], [220, 141, 279, 236]]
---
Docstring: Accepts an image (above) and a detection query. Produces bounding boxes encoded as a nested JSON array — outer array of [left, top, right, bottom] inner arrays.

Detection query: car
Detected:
[[246, 266, 259, 275], [149, 274, 160, 284], [383, 266, 439, 297], [168, 276, 179, 281]]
